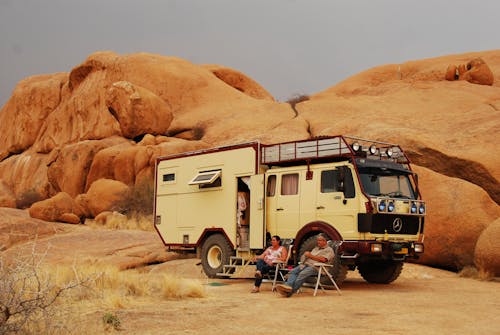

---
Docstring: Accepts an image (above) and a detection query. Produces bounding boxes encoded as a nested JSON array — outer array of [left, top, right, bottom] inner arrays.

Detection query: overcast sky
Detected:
[[1, 0, 499, 107]]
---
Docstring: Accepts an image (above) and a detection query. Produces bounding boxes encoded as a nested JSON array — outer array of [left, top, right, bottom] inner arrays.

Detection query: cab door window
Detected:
[[267, 175, 277, 197], [321, 167, 355, 198], [281, 173, 299, 195]]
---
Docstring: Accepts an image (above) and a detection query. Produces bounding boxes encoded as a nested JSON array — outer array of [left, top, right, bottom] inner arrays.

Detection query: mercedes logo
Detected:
[[392, 218, 403, 232]]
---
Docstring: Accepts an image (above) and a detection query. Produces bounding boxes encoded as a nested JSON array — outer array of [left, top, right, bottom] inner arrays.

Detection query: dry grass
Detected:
[[458, 265, 494, 281], [86, 212, 154, 232], [159, 274, 206, 299], [1, 253, 205, 334]]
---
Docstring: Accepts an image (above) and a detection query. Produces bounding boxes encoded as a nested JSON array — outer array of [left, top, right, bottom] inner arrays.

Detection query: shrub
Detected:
[[0, 247, 97, 335], [16, 189, 43, 209], [286, 93, 310, 108], [102, 312, 121, 331], [115, 179, 154, 217]]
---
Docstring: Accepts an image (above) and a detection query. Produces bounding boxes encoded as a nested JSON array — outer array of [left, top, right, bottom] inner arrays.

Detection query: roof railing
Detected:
[[261, 135, 409, 166]]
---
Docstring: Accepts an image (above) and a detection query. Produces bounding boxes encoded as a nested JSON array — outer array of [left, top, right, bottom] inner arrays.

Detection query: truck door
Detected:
[[315, 166, 360, 238], [249, 174, 265, 249], [266, 170, 301, 239]]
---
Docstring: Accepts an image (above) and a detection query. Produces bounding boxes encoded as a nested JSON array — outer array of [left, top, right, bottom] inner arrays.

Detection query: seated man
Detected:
[[276, 233, 333, 297]]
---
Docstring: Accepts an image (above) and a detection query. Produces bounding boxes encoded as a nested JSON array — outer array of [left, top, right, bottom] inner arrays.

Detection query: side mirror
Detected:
[[414, 173, 420, 198]]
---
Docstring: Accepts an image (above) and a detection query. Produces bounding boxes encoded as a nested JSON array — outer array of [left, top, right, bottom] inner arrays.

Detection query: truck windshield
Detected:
[[359, 169, 416, 199]]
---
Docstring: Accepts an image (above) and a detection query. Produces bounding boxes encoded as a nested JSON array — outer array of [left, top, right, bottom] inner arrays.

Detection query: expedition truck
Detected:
[[153, 135, 425, 285]]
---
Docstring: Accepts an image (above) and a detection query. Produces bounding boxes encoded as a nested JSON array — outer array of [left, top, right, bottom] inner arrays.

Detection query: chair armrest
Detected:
[[313, 262, 332, 267]]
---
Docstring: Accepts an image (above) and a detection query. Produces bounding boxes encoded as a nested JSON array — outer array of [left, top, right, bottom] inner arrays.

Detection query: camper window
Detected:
[[163, 173, 175, 182], [189, 170, 222, 185]]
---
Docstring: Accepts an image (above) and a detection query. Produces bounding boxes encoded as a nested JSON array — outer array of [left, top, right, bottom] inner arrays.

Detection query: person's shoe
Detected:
[[251, 287, 260, 293], [254, 270, 262, 279], [276, 284, 292, 297]]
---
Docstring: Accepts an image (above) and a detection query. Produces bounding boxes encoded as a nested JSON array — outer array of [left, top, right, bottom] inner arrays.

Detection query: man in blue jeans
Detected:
[[276, 233, 334, 297]]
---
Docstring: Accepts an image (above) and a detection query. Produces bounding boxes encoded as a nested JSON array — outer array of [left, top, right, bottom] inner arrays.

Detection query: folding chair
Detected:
[[313, 262, 341, 296], [271, 242, 293, 291]]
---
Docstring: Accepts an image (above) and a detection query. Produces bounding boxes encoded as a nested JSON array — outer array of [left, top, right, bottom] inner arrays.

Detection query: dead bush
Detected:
[[0, 246, 98, 335], [115, 180, 154, 217]]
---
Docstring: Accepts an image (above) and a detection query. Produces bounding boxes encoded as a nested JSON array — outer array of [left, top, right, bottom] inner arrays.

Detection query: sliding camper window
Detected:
[[189, 170, 222, 188]]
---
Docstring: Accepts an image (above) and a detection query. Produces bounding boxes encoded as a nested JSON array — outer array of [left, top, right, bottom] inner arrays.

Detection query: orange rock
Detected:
[[0, 180, 16, 208], [474, 218, 500, 276], [444, 64, 458, 81], [85, 179, 130, 217], [0, 208, 65, 250], [105, 81, 173, 139], [0, 50, 499, 273], [444, 57, 494, 85], [47, 137, 129, 197], [0, 73, 67, 161], [29, 192, 84, 223], [414, 166, 500, 270], [202, 64, 275, 101]]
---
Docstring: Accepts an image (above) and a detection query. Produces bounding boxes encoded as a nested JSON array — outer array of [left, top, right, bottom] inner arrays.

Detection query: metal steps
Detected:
[[216, 253, 255, 278]]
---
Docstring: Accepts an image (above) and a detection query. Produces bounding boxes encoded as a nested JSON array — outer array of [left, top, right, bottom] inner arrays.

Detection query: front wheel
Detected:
[[358, 261, 403, 284], [200, 234, 233, 278]]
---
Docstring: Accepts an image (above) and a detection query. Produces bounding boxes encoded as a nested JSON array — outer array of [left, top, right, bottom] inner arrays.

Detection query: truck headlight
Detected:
[[378, 200, 386, 212], [387, 201, 395, 212], [369, 145, 377, 155], [414, 243, 424, 253], [410, 202, 417, 214], [419, 203, 426, 214]]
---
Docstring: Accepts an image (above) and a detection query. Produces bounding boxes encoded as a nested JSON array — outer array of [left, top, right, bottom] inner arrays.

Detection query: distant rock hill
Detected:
[[0, 50, 499, 276]]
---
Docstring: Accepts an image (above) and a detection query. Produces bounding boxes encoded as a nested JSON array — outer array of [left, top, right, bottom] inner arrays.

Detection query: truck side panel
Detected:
[[155, 146, 258, 248]]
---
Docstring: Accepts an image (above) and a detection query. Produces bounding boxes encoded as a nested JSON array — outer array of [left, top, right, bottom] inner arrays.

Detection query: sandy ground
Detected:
[[105, 260, 500, 335], [2, 222, 499, 335]]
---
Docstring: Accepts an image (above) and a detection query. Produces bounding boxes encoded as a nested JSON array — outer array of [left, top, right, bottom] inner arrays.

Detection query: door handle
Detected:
[[276, 208, 284, 211], [316, 206, 325, 209]]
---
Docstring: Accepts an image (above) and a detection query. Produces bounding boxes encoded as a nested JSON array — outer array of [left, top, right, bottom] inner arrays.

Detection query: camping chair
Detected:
[[270, 241, 293, 291], [312, 262, 341, 296], [311, 240, 342, 296]]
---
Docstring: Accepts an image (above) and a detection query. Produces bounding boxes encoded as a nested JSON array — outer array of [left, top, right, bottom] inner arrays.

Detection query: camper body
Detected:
[[154, 136, 425, 284]]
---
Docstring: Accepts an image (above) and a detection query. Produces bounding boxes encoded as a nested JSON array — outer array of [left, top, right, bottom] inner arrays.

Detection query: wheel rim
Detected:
[[207, 245, 223, 268]]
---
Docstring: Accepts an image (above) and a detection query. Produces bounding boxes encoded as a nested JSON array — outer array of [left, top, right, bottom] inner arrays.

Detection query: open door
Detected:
[[249, 174, 265, 249]]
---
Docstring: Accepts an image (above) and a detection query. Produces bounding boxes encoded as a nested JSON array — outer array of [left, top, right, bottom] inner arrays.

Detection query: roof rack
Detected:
[[261, 135, 409, 166]]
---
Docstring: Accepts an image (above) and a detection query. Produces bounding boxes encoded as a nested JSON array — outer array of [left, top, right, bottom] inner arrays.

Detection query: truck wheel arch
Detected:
[[196, 228, 234, 250], [295, 221, 343, 248]]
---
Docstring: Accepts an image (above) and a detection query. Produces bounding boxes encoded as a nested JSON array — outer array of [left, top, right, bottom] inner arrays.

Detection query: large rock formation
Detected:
[[0, 50, 499, 274], [445, 57, 494, 85]]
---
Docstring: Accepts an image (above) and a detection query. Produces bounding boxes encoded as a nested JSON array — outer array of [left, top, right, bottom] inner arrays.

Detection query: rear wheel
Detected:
[[358, 261, 403, 284], [200, 234, 233, 278], [299, 235, 348, 286]]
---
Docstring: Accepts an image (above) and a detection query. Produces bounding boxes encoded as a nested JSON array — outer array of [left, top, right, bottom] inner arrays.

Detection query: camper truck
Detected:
[[153, 135, 425, 284]]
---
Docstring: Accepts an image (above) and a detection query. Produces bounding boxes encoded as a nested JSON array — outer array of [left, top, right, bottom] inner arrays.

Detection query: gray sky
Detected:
[[1, 0, 499, 107]]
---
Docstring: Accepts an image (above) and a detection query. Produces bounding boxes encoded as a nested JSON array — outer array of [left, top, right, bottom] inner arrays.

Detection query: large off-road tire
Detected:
[[298, 235, 348, 286], [200, 234, 233, 278], [358, 261, 403, 284]]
